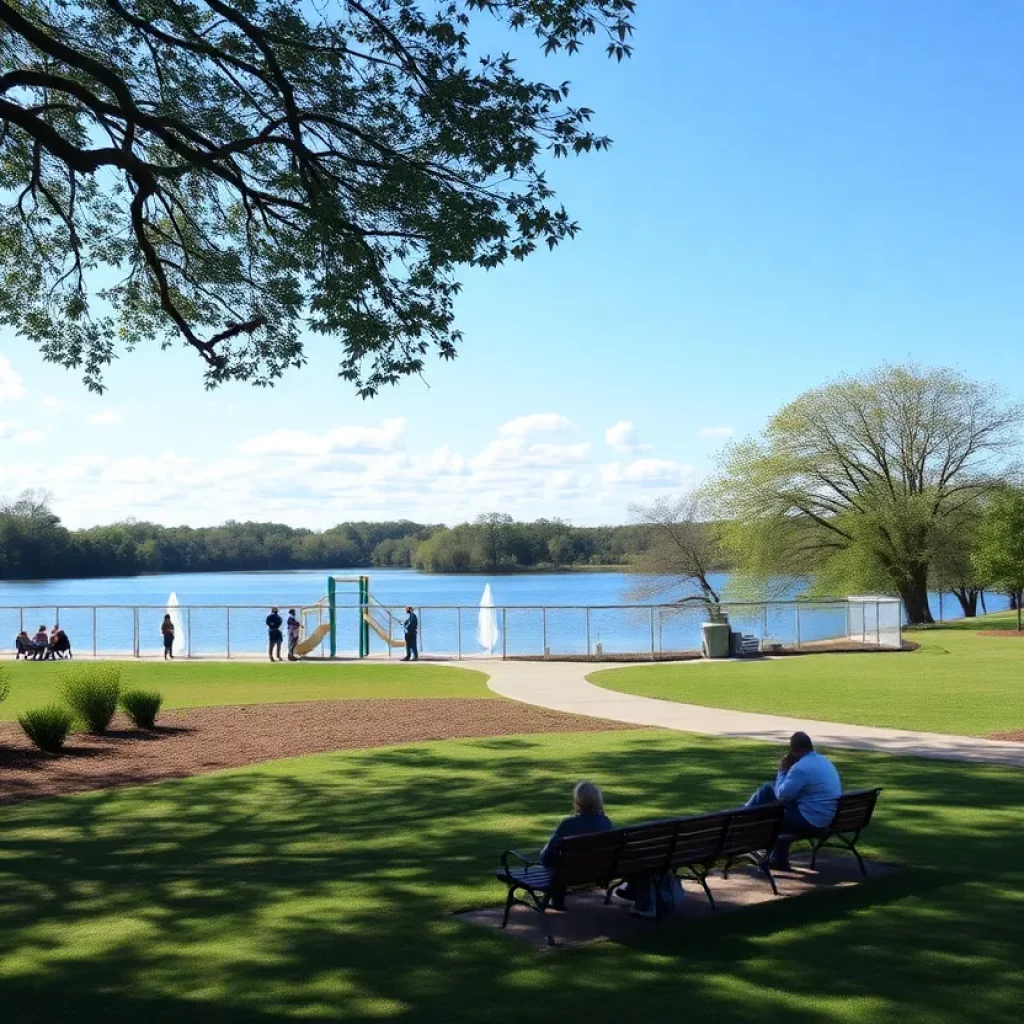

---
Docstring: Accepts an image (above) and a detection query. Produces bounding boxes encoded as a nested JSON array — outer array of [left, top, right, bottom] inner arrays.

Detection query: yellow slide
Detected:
[[363, 611, 407, 648], [294, 623, 331, 657]]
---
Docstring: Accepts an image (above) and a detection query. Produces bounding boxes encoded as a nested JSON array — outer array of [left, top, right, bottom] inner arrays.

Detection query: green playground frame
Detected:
[[326, 575, 371, 658]]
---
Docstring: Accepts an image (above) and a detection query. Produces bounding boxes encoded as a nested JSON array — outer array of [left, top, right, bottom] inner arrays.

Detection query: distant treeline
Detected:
[[0, 496, 655, 580]]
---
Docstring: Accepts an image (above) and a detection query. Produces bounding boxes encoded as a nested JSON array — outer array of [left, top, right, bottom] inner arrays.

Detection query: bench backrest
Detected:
[[718, 804, 785, 860], [828, 788, 882, 834], [555, 829, 629, 887]]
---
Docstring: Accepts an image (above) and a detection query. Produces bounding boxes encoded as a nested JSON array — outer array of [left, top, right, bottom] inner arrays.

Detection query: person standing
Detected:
[[266, 606, 284, 662], [161, 614, 175, 660], [286, 609, 301, 661], [402, 606, 419, 661]]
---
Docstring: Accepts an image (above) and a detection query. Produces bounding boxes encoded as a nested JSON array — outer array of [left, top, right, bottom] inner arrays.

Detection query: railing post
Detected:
[[586, 607, 591, 659], [542, 607, 548, 658], [226, 607, 231, 659], [418, 607, 423, 656], [92, 606, 97, 657], [502, 608, 507, 660], [650, 606, 656, 661], [457, 607, 462, 660], [187, 607, 192, 658], [795, 603, 801, 650], [133, 607, 139, 658], [876, 601, 881, 647], [762, 603, 768, 638]]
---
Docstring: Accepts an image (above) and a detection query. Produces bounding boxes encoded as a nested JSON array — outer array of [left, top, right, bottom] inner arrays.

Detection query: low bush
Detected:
[[120, 689, 163, 729], [19, 705, 75, 753], [59, 664, 121, 734]]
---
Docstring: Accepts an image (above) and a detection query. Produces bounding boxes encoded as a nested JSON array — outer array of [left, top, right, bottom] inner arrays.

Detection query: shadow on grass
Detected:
[[0, 733, 1021, 1023]]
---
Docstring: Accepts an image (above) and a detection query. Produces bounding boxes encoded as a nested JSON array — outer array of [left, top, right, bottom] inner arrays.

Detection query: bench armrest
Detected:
[[500, 849, 540, 877]]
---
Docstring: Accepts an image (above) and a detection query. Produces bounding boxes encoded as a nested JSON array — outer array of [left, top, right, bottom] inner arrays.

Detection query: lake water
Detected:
[[0, 568, 998, 658]]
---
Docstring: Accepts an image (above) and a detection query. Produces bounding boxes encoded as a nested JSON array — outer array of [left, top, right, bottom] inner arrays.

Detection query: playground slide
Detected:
[[294, 623, 331, 657], [363, 612, 406, 648]]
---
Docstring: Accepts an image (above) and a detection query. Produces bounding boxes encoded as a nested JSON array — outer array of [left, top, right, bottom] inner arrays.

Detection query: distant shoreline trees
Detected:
[[0, 496, 652, 580]]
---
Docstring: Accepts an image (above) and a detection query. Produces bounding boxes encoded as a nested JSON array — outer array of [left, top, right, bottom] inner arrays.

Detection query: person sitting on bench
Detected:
[[30, 625, 49, 659], [539, 780, 614, 910], [15, 631, 32, 659], [745, 731, 841, 870], [50, 627, 72, 658]]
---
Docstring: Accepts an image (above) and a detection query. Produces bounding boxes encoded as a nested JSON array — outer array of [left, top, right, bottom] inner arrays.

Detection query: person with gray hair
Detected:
[[537, 780, 614, 910], [746, 730, 842, 869]]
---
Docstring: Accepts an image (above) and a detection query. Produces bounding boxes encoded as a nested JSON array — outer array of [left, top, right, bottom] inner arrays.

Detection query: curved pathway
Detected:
[[468, 660, 1024, 768]]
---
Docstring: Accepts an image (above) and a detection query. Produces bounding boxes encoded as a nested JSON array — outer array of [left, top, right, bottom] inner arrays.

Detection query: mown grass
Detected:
[[0, 661, 491, 721], [0, 731, 1020, 1021], [589, 616, 1024, 736]]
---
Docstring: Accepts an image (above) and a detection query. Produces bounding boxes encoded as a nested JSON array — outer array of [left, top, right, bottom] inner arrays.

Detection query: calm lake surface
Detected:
[[0, 568, 1002, 657]]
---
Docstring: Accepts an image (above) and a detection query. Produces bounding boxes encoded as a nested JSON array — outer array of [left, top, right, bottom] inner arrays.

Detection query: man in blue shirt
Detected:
[[746, 731, 842, 869]]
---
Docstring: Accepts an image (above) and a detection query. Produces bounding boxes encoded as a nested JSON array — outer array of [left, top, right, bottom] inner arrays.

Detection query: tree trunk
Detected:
[[899, 567, 934, 625], [980, 591, 987, 614], [951, 588, 978, 618]]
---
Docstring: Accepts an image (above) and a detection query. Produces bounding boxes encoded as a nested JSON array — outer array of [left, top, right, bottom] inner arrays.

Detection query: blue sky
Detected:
[[2, 1, 1024, 528]]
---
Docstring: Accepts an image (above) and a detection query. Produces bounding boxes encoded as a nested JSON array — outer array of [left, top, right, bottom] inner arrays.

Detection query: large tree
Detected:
[[718, 365, 1020, 624], [973, 485, 1024, 632], [0, 0, 634, 393]]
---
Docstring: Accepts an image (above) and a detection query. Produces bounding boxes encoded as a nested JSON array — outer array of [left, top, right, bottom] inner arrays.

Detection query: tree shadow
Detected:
[[0, 733, 1021, 1022]]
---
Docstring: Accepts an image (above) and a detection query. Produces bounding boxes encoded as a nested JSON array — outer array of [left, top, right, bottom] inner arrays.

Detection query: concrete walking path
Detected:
[[471, 659, 1024, 769]]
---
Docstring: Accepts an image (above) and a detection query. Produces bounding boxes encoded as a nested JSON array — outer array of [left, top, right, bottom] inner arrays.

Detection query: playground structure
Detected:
[[300, 576, 406, 659]]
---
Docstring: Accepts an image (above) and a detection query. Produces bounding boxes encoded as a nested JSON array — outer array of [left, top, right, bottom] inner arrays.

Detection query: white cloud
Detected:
[[698, 425, 734, 439], [605, 420, 652, 453], [471, 437, 590, 470], [41, 396, 67, 414], [0, 356, 25, 404], [88, 409, 124, 426], [0, 421, 45, 444], [497, 413, 573, 438], [602, 458, 695, 487], [237, 417, 406, 457]]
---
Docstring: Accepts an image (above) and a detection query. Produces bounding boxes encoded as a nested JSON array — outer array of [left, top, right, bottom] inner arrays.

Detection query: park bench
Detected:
[[784, 787, 883, 876], [496, 804, 785, 944]]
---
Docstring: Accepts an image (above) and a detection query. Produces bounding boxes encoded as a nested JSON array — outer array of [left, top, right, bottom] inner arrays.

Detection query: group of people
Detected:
[[15, 624, 72, 660], [540, 731, 842, 915], [261, 605, 420, 662]]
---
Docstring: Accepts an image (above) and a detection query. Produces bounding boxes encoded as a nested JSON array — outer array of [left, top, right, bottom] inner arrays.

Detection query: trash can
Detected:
[[701, 622, 731, 659]]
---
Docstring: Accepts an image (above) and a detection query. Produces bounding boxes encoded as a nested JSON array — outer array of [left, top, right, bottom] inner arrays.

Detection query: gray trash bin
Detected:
[[701, 622, 731, 659]]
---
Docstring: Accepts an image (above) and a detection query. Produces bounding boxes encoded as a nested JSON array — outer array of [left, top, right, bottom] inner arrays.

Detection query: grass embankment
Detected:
[[0, 731, 1020, 1022], [588, 614, 1024, 736], [0, 661, 491, 722]]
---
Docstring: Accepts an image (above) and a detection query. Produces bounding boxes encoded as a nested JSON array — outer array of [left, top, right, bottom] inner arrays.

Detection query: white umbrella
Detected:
[[477, 584, 499, 656]]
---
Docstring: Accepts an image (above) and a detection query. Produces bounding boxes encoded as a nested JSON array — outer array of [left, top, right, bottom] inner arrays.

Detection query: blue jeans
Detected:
[[746, 782, 819, 865]]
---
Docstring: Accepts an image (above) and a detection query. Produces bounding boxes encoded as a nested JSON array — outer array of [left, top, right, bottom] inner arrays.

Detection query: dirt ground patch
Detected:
[[0, 699, 635, 806], [988, 729, 1024, 742]]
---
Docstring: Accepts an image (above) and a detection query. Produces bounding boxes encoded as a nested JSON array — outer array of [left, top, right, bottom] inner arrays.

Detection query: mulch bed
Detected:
[[977, 630, 1024, 638], [988, 730, 1024, 742], [0, 699, 635, 807]]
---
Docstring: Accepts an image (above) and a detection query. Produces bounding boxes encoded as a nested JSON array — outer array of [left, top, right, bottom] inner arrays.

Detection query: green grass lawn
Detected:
[[0, 661, 491, 721], [589, 615, 1024, 736], [0, 731, 1021, 1022]]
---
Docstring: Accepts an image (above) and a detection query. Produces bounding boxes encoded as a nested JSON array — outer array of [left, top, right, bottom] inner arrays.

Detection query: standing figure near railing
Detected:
[[161, 614, 175, 660], [266, 607, 284, 662], [286, 609, 301, 661], [402, 606, 419, 662]]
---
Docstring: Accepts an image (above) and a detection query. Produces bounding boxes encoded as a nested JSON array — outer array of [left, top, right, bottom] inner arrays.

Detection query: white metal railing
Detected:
[[0, 598, 903, 660]]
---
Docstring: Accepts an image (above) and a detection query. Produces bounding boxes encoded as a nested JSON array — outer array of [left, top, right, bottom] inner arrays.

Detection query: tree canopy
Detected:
[[973, 485, 1024, 631], [0, 0, 634, 393], [717, 364, 1020, 624]]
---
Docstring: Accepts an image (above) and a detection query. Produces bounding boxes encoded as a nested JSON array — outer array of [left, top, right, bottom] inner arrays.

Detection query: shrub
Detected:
[[59, 664, 121, 734], [19, 705, 74, 753], [120, 689, 163, 729]]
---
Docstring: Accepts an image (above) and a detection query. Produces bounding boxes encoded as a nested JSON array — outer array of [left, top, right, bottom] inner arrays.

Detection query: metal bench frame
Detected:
[[786, 788, 883, 876]]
